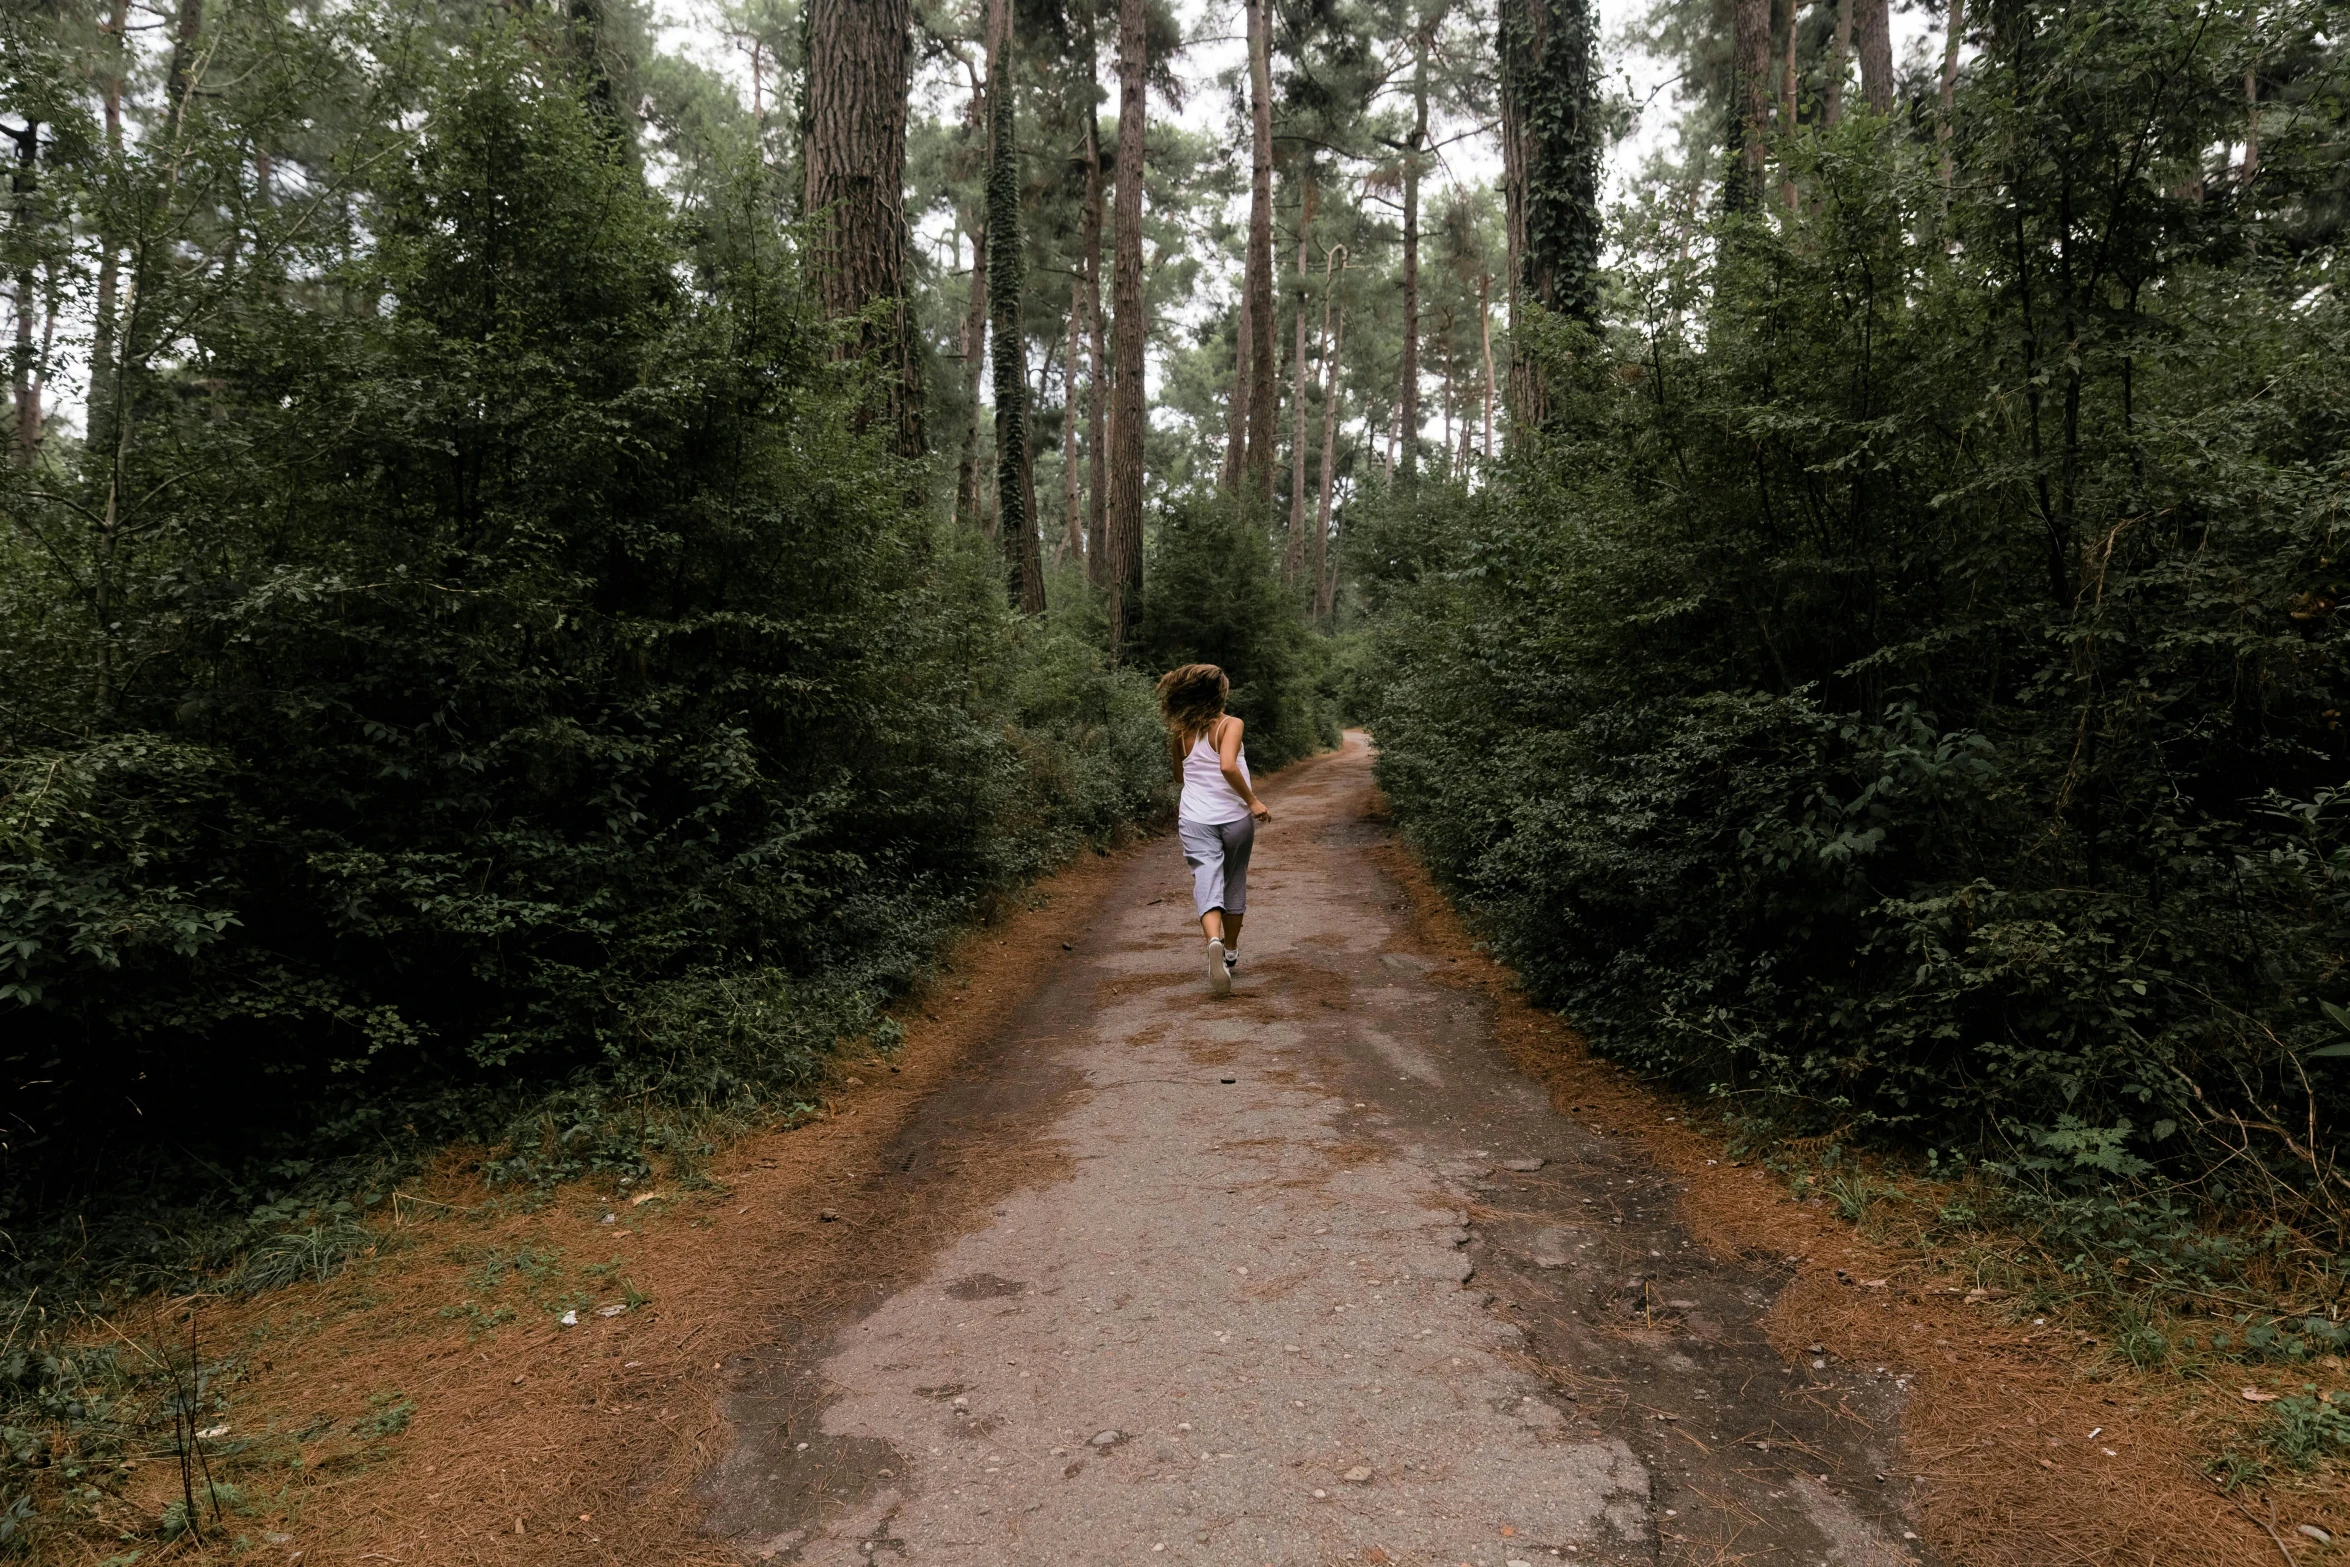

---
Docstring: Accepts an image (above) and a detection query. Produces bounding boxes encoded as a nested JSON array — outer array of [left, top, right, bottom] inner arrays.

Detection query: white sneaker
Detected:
[[1206, 939, 1231, 997]]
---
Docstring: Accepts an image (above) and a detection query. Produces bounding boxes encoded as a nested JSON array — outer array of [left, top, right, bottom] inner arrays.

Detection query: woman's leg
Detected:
[[1199, 909, 1225, 942], [1217, 817, 1255, 969], [1179, 819, 1235, 994], [1180, 821, 1226, 918], [1219, 817, 1255, 930]]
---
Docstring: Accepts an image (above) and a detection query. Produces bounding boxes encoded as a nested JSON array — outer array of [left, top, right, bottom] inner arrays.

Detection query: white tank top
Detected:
[[1180, 725, 1253, 823]]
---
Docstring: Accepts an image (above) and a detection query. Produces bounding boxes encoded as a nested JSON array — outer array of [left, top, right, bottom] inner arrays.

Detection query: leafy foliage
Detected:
[[0, 15, 1165, 1300], [1356, 0, 2350, 1255], [1138, 496, 1341, 769]]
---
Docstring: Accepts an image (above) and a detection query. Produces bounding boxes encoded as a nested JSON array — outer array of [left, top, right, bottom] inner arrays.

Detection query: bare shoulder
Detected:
[[1217, 714, 1246, 743]]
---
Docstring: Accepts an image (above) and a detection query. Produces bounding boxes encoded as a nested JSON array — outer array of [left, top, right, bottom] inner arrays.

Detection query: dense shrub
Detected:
[[1355, 10, 2350, 1242], [0, 35, 1163, 1294], [1137, 495, 1340, 769]]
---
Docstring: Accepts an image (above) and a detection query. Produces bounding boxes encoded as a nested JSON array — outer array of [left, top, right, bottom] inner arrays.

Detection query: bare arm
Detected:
[[1217, 717, 1272, 822]]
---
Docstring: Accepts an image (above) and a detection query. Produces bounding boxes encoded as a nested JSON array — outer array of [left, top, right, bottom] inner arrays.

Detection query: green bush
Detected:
[[1355, 7, 2350, 1249], [1137, 495, 1339, 771], [0, 27, 1161, 1301]]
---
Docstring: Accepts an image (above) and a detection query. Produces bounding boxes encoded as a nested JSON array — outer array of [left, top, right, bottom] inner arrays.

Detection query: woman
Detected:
[[1155, 663, 1274, 996]]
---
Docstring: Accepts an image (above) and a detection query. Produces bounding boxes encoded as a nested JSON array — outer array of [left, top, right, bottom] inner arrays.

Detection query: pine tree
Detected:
[[802, 0, 921, 454], [1498, 0, 1602, 432], [1241, 0, 1278, 497], [1105, 0, 1149, 652], [985, 0, 1045, 612]]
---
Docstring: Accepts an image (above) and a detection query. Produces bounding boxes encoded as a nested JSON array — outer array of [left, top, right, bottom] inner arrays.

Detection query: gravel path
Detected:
[[704, 734, 1928, 1567]]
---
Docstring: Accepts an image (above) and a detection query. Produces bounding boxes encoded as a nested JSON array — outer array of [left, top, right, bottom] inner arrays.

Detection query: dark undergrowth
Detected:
[[1343, 0, 2350, 1446]]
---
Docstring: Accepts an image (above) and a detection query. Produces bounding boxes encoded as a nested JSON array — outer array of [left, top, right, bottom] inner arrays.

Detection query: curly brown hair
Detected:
[[1155, 663, 1230, 750]]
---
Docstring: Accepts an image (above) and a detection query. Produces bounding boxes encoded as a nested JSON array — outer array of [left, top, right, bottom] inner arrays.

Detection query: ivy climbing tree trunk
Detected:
[[986, 0, 1044, 613], [1061, 283, 1085, 562], [1400, 8, 1428, 483], [1242, 0, 1278, 499], [1498, 0, 1602, 436], [954, 52, 990, 530], [1286, 174, 1315, 574], [956, 225, 990, 531], [1106, 0, 1148, 654], [1937, 0, 1965, 192], [9, 118, 40, 467], [803, 0, 921, 455], [84, 0, 128, 475], [1779, 8, 1799, 210]]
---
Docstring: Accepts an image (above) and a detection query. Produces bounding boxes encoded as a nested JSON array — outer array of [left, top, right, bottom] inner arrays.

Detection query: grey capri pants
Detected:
[[1178, 815, 1256, 918]]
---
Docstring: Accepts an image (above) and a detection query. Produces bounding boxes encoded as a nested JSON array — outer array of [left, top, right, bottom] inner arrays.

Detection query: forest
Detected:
[[5, 0, 2350, 1412]]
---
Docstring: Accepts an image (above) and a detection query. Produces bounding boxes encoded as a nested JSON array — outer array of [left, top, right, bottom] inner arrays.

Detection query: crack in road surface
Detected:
[[705, 733, 1929, 1567]]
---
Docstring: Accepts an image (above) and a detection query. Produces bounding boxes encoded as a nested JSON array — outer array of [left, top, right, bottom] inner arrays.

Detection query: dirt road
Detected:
[[702, 734, 1926, 1566]]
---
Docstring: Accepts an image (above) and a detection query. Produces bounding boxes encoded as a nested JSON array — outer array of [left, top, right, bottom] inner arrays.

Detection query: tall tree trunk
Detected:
[[1222, 284, 1252, 490], [803, 0, 921, 455], [1313, 306, 1344, 628], [86, 0, 129, 469], [1314, 303, 1344, 624], [1022, 328, 1045, 571], [1241, 0, 1278, 497], [1478, 273, 1495, 459], [953, 47, 989, 528], [1286, 177, 1316, 573], [1824, 0, 1854, 124], [1937, 0, 1964, 191], [1780, 5, 1800, 209], [1106, 0, 1149, 654], [567, 0, 631, 136], [167, 0, 204, 117], [9, 119, 39, 467], [1428, 333, 1447, 469], [1499, 0, 1603, 434], [1061, 282, 1086, 562], [1399, 8, 1428, 482], [1082, 5, 1109, 584], [955, 211, 990, 528], [1723, 0, 1772, 207], [1854, 0, 1892, 114], [2242, 18, 2259, 183], [986, 0, 1044, 613]]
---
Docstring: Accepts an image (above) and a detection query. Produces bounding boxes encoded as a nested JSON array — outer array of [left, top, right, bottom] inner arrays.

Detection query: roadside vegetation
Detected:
[[1342, 0, 2350, 1488], [5, 0, 2349, 1552]]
